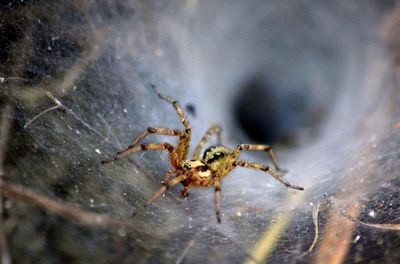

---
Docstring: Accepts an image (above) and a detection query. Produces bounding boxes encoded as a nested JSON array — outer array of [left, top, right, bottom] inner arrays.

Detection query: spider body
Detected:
[[202, 146, 231, 171], [102, 86, 304, 223], [179, 146, 233, 188]]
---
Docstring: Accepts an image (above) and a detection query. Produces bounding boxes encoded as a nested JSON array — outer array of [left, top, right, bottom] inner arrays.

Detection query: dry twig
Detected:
[[175, 238, 195, 264], [0, 104, 14, 264], [0, 178, 118, 228], [299, 203, 321, 258], [330, 198, 400, 231]]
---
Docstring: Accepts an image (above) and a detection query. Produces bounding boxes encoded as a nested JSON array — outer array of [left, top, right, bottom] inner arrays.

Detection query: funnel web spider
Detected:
[[102, 86, 304, 223]]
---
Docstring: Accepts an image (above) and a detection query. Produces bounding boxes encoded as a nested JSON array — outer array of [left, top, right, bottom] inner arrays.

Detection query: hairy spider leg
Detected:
[[102, 143, 179, 168], [180, 182, 193, 197], [151, 85, 191, 160], [214, 180, 222, 224], [232, 144, 287, 173], [192, 124, 222, 160], [233, 160, 304, 190], [163, 169, 179, 183], [144, 174, 188, 207], [128, 127, 185, 148]]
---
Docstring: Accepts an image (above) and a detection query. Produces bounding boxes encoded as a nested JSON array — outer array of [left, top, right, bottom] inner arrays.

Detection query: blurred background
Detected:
[[1, 0, 400, 263]]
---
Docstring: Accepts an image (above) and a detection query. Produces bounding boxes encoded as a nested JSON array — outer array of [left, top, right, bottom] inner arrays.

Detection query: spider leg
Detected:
[[180, 183, 193, 197], [144, 174, 188, 207], [151, 85, 191, 160], [128, 127, 185, 147], [192, 124, 222, 160], [233, 144, 287, 173], [102, 143, 179, 168], [163, 169, 179, 184], [214, 180, 222, 224], [233, 160, 304, 190]]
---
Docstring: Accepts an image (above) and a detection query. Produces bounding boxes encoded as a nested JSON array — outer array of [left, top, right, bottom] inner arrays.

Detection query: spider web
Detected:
[[3, 0, 400, 263]]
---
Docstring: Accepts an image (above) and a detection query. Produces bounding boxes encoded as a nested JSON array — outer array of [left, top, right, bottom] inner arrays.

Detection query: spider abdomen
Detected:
[[202, 146, 232, 171]]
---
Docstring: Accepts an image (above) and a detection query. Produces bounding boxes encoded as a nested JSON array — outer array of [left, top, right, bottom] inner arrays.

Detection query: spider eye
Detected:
[[184, 164, 191, 169]]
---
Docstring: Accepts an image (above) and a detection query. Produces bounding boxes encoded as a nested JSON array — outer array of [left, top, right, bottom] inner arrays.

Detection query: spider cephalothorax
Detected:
[[102, 86, 304, 223]]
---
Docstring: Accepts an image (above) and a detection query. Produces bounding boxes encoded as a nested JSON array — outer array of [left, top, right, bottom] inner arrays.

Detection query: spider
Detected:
[[102, 86, 304, 223]]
